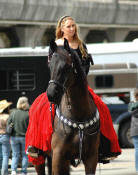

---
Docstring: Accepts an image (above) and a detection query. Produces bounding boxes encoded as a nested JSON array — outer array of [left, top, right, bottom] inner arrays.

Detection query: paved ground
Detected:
[[8, 148, 136, 175]]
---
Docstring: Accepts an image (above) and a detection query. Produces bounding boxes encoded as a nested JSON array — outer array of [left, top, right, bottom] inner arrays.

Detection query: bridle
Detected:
[[48, 51, 76, 93], [49, 80, 66, 92]]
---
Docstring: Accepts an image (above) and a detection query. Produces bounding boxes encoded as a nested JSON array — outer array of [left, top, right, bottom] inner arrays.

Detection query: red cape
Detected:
[[26, 86, 121, 164]]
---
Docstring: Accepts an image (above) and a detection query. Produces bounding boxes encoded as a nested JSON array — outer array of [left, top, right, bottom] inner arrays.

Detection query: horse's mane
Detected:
[[70, 49, 88, 87]]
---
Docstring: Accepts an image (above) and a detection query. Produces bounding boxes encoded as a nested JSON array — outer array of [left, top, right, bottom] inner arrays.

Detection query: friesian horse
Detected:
[[46, 39, 100, 175]]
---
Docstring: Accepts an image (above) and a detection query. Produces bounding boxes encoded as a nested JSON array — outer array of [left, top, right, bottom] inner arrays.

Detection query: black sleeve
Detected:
[[82, 58, 90, 75], [87, 54, 94, 65], [83, 43, 94, 65], [81, 43, 94, 75]]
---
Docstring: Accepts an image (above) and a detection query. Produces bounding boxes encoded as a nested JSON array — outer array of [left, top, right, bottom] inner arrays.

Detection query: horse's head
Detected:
[[47, 39, 75, 105]]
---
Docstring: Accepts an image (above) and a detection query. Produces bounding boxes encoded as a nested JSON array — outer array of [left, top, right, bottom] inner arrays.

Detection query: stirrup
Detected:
[[26, 146, 39, 158]]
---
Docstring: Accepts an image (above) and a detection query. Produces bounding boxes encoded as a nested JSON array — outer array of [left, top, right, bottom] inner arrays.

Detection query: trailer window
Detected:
[[95, 75, 113, 88], [0, 69, 35, 91]]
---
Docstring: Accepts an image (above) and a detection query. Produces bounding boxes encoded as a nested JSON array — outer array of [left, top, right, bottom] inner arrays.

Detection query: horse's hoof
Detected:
[[26, 146, 39, 158]]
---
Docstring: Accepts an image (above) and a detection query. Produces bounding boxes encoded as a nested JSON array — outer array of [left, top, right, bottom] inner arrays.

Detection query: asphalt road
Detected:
[[8, 148, 136, 175]]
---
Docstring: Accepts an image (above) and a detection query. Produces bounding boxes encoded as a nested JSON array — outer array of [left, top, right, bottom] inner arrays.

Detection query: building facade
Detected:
[[0, 0, 138, 48]]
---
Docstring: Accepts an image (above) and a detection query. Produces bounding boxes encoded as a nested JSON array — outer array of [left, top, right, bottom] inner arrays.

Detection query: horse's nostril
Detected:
[[47, 94, 52, 102], [47, 90, 62, 105], [47, 90, 56, 101]]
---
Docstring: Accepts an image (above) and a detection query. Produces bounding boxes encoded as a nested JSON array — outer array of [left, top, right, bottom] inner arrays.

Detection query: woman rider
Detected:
[[25, 16, 121, 165]]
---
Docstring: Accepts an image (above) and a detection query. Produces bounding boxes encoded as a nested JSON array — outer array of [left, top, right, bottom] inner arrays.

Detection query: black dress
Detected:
[[49, 44, 94, 75], [71, 47, 94, 75]]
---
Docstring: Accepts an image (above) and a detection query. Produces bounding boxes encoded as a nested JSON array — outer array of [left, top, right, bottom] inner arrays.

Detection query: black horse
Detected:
[[45, 39, 100, 175]]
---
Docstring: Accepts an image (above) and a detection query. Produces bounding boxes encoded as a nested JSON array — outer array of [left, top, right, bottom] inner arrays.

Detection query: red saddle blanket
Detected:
[[25, 86, 121, 165]]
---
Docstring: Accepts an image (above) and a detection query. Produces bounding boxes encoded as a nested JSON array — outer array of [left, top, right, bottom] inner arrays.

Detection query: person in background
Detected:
[[128, 88, 138, 175], [7, 97, 29, 175], [0, 99, 12, 175]]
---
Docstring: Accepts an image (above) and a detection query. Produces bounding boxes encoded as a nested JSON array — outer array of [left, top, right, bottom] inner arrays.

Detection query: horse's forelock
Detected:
[[51, 46, 86, 80], [58, 48, 86, 80], [55, 47, 72, 65], [72, 51, 85, 76]]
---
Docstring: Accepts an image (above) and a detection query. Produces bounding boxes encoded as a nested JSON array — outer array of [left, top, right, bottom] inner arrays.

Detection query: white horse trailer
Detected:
[[87, 41, 138, 66], [87, 41, 138, 102], [86, 41, 138, 147]]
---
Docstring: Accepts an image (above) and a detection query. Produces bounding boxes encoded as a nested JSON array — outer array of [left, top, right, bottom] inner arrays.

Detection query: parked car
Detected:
[[103, 97, 133, 148], [108, 104, 133, 148]]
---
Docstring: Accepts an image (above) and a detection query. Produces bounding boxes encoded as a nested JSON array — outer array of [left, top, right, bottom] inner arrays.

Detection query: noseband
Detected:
[[48, 80, 66, 91]]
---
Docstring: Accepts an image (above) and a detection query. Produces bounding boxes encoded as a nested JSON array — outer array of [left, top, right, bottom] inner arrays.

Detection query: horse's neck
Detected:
[[61, 84, 95, 119], [68, 86, 89, 104], [69, 75, 89, 102]]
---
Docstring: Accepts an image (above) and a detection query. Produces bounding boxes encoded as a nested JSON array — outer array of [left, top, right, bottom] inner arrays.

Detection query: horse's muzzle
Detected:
[[47, 85, 63, 104]]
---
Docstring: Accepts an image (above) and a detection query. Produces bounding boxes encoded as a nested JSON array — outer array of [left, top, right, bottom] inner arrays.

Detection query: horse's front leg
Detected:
[[83, 152, 98, 175], [46, 154, 52, 175], [34, 163, 46, 175], [52, 147, 70, 175], [83, 134, 100, 175]]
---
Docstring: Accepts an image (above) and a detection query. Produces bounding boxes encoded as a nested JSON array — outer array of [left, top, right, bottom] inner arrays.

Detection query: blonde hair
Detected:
[[16, 96, 29, 110], [56, 16, 87, 59]]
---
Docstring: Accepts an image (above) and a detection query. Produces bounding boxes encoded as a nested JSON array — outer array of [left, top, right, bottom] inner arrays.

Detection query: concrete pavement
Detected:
[[95, 148, 136, 175], [8, 148, 136, 175]]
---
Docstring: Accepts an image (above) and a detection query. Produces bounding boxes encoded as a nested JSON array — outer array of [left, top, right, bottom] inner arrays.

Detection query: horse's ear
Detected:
[[64, 38, 71, 53], [49, 39, 57, 52]]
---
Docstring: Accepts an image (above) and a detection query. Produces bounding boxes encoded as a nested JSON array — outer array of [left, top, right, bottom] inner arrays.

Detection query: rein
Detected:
[[50, 103, 56, 128]]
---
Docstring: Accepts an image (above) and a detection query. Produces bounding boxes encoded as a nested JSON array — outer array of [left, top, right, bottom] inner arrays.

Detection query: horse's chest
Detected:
[[53, 128, 95, 149]]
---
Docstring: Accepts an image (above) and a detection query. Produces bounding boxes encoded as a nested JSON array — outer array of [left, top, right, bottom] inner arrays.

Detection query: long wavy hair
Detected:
[[56, 16, 87, 59]]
